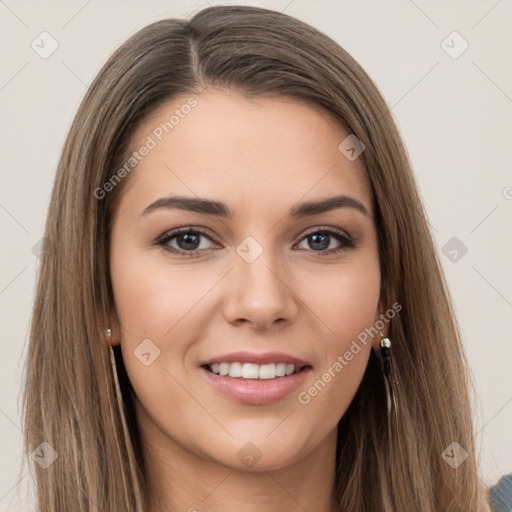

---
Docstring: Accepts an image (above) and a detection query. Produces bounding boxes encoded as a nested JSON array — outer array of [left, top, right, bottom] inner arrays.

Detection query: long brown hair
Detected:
[[22, 5, 491, 511]]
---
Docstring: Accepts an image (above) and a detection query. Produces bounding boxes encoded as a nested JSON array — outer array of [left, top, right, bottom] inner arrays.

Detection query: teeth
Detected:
[[242, 363, 259, 379], [258, 363, 275, 379], [207, 362, 302, 379], [228, 362, 242, 378], [275, 363, 286, 377]]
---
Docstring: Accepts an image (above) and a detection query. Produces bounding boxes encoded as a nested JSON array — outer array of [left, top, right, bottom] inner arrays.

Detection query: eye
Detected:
[[156, 227, 218, 258], [295, 226, 355, 254]]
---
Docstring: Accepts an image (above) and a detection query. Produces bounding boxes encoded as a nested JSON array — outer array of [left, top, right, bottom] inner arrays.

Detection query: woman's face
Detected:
[[109, 89, 383, 471]]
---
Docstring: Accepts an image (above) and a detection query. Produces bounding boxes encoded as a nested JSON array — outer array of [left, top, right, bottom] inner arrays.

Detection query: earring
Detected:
[[105, 326, 123, 405], [378, 335, 399, 422], [104, 331, 144, 511], [109, 343, 123, 404], [105, 328, 120, 392]]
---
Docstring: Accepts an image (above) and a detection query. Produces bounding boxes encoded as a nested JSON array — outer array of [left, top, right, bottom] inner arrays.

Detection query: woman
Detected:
[[22, 5, 494, 511]]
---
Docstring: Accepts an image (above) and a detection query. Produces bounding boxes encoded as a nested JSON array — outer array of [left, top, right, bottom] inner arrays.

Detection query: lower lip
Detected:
[[200, 366, 311, 405]]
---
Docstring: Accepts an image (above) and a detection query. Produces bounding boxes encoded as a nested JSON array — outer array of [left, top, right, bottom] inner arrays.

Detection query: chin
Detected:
[[202, 433, 312, 473]]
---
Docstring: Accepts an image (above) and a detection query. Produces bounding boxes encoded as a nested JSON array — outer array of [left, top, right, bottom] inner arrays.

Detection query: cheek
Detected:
[[306, 255, 381, 344], [110, 248, 211, 338], [109, 251, 186, 414], [336, 271, 380, 341]]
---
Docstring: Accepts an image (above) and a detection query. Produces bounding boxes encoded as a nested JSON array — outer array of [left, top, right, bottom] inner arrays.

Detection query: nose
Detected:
[[223, 248, 299, 331]]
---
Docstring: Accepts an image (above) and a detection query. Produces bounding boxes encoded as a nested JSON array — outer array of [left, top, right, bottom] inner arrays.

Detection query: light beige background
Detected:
[[1, 0, 511, 509]]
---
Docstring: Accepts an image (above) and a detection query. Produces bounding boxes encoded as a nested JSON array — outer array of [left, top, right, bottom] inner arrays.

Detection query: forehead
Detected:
[[118, 89, 372, 218]]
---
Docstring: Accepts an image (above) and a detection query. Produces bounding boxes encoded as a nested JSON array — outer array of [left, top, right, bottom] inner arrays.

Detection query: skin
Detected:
[[108, 89, 389, 512]]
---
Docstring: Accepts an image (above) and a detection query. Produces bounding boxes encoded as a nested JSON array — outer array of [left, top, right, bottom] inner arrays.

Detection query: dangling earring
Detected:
[[105, 328, 123, 405], [103, 327, 143, 510], [378, 334, 399, 422]]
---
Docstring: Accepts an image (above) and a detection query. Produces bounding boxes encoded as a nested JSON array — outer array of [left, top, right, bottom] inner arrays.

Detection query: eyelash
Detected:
[[155, 226, 356, 258]]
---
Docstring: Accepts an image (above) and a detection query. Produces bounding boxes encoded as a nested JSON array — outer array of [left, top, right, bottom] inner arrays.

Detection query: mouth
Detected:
[[199, 360, 312, 405]]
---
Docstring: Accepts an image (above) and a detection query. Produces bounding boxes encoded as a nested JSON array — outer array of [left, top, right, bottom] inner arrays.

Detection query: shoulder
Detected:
[[488, 474, 512, 512]]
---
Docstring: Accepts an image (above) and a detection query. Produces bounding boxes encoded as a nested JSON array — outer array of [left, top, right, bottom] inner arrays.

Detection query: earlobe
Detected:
[[105, 310, 121, 347], [105, 328, 113, 346]]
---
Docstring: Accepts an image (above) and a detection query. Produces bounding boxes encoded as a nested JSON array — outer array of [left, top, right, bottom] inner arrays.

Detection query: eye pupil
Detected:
[[309, 233, 329, 251], [178, 233, 200, 250]]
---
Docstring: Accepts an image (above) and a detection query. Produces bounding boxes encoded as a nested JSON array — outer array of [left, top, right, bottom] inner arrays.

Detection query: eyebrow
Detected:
[[140, 194, 369, 219]]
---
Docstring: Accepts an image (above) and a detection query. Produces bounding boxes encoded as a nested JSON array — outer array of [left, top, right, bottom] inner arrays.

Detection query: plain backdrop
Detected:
[[1, 0, 511, 509]]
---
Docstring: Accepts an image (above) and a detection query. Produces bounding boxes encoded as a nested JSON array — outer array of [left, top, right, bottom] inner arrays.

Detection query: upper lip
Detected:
[[200, 351, 311, 367]]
